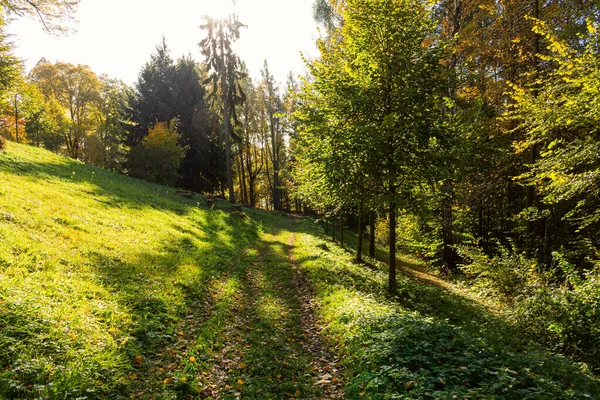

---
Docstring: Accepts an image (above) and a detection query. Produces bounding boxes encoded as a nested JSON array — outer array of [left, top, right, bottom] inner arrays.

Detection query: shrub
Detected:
[[0, 136, 6, 150], [458, 244, 540, 300], [458, 245, 600, 368], [128, 120, 187, 186]]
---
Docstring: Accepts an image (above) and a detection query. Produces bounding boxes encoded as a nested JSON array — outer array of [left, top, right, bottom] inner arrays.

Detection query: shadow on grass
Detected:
[[0, 154, 205, 216], [292, 217, 600, 399]]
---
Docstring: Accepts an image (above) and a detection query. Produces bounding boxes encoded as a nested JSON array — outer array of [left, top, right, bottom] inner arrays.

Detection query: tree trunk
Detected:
[[389, 203, 397, 293], [238, 151, 248, 204], [249, 175, 256, 207], [332, 213, 335, 242], [442, 179, 457, 271], [220, 35, 235, 204], [340, 213, 344, 248], [357, 211, 363, 262], [14, 94, 19, 143], [369, 212, 376, 258]]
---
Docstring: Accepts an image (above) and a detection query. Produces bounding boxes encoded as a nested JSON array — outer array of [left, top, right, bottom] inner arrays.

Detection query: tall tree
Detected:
[[296, 0, 445, 292], [261, 60, 283, 211], [130, 39, 177, 145], [29, 60, 101, 159], [200, 14, 245, 203]]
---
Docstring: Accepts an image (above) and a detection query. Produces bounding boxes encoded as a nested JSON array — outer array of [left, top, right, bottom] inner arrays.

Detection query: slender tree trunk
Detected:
[[527, 0, 541, 249], [357, 211, 363, 262], [239, 151, 248, 204], [14, 94, 19, 143], [220, 35, 235, 204], [389, 203, 397, 293], [340, 213, 344, 248], [442, 179, 457, 271], [369, 212, 376, 258], [249, 175, 256, 207], [332, 212, 335, 242]]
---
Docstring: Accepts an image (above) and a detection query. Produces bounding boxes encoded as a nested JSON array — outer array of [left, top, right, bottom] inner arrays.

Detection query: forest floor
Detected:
[[1, 142, 600, 399]]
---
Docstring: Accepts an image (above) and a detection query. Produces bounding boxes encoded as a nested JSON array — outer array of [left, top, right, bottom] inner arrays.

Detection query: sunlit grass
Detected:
[[292, 218, 600, 399], [2, 142, 600, 399], [0, 142, 260, 398]]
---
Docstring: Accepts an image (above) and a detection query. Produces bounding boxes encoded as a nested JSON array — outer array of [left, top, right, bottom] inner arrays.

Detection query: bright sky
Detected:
[[6, 0, 320, 86]]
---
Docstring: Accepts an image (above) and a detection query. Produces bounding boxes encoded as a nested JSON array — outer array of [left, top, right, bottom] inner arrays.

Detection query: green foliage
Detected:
[[132, 41, 223, 192], [0, 0, 79, 33], [510, 20, 600, 234], [292, 219, 600, 399], [29, 60, 102, 159], [0, 14, 19, 95], [0, 135, 5, 150], [458, 244, 539, 300], [128, 120, 186, 186], [457, 241, 600, 368], [81, 77, 132, 171]]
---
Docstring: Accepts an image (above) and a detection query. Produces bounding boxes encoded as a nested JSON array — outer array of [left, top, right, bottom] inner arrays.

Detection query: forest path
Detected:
[[188, 215, 345, 399], [287, 218, 345, 399]]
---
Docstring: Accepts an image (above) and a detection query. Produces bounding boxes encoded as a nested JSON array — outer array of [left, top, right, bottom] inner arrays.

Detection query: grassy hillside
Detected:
[[1, 142, 600, 399], [0, 142, 266, 398]]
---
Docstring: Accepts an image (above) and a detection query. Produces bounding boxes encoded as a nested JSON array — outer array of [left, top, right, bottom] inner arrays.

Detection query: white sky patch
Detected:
[[7, 0, 320, 86]]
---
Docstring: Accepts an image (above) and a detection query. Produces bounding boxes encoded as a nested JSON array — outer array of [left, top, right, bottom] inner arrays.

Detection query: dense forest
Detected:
[[2, 0, 600, 398]]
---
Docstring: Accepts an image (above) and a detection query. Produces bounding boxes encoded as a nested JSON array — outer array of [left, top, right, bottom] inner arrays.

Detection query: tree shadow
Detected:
[[291, 218, 600, 398]]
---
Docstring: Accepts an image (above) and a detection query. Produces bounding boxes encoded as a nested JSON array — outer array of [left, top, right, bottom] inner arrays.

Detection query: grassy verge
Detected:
[[0, 142, 336, 399], [2, 141, 600, 399], [293, 218, 600, 399]]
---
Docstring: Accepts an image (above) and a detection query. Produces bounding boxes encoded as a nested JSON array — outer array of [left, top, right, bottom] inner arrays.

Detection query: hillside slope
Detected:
[[1, 142, 599, 399]]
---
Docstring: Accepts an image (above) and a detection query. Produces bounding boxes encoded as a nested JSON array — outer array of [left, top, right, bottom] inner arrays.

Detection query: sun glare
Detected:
[[203, 0, 237, 20]]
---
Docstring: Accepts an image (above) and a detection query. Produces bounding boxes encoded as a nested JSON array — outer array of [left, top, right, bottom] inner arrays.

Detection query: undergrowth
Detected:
[[293, 218, 600, 399]]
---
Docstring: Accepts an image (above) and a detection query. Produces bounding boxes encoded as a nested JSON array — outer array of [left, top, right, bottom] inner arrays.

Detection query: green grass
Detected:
[[292, 220, 600, 399], [1, 141, 599, 399]]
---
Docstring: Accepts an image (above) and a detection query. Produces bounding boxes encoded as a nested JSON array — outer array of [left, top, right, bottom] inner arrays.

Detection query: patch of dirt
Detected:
[[288, 229, 345, 399]]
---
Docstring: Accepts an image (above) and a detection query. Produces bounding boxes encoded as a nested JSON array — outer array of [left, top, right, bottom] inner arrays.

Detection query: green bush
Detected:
[[128, 120, 187, 186], [458, 244, 540, 300], [513, 268, 600, 367], [458, 245, 600, 369]]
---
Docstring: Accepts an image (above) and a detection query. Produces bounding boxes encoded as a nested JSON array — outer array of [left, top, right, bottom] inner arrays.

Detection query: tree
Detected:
[[24, 87, 66, 150], [508, 20, 600, 267], [312, 0, 345, 32], [260, 60, 284, 211], [296, 0, 445, 292], [81, 77, 132, 170], [29, 60, 102, 159], [0, 14, 19, 97], [237, 71, 264, 206], [129, 120, 187, 186], [130, 39, 177, 145], [200, 14, 245, 203], [1, 0, 79, 33]]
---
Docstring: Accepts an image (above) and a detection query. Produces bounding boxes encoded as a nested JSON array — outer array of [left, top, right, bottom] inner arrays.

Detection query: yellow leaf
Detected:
[[239, 362, 247, 369], [163, 378, 171, 385], [180, 377, 187, 383], [294, 389, 301, 397], [108, 327, 116, 333], [237, 379, 244, 385], [189, 356, 196, 363]]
